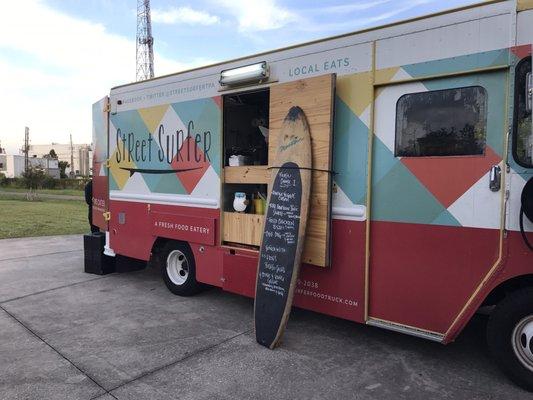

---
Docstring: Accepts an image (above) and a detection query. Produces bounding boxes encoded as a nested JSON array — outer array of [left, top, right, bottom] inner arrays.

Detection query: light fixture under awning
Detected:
[[220, 62, 269, 86]]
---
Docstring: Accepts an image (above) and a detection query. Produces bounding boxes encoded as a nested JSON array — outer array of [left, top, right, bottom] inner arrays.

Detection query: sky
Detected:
[[0, 0, 481, 154]]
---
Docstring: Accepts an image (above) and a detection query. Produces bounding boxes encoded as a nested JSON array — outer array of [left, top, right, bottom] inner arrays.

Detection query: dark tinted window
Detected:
[[513, 58, 533, 168], [396, 86, 487, 157]]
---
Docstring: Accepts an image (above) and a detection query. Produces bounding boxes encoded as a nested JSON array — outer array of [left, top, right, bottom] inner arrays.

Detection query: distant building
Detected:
[[0, 154, 60, 179], [29, 143, 93, 177]]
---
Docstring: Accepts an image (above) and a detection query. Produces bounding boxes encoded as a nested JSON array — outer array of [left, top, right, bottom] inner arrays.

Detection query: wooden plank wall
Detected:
[[224, 166, 270, 184], [223, 212, 264, 246], [269, 74, 336, 267]]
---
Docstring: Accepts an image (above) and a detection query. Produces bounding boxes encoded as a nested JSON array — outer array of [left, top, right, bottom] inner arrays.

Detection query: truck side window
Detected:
[[513, 58, 533, 168], [395, 86, 487, 157]]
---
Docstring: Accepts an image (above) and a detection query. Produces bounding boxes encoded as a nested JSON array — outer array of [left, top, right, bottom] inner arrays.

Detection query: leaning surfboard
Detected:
[[254, 106, 312, 349]]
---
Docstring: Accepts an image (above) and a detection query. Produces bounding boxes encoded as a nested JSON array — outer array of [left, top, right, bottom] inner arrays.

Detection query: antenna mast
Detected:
[[136, 0, 154, 81]]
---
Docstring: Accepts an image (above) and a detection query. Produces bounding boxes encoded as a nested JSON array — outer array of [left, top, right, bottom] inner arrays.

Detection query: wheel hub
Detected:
[[166, 250, 189, 286], [512, 315, 533, 372]]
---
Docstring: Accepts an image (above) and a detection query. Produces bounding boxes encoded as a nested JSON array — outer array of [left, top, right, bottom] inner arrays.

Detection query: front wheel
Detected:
[[160, 241, 202, 296], [487, 288, 533, 391]]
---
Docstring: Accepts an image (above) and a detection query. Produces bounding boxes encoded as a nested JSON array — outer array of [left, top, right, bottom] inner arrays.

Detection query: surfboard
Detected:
[[254, 106, 312, 349]]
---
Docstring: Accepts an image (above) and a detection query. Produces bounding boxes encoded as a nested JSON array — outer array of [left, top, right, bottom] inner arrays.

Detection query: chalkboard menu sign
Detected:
[[255, 161, 302, 348]]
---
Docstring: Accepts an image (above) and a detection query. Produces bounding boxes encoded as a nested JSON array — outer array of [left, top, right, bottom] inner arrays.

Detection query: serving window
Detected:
[[223, 90, 270, 167], [395, 86, 488, 157], [221, 74, 336, 267]]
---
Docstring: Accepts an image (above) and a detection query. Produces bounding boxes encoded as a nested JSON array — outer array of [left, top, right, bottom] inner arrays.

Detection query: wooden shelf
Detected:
[[223, 212, 264, 247], [224, 166, 270, 184]]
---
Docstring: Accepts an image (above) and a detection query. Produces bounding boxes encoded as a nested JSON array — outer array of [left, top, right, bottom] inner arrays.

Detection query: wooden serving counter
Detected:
[[223, 212, 265, 247]]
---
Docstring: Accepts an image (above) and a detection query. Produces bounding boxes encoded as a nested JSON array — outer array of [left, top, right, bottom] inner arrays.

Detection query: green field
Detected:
[[0, 187, 84, 197], [0, 197, 89, 239]]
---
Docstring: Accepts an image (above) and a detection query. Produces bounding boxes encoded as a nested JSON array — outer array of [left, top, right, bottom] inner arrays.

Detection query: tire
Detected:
[[159, 241, 202, 297], [487, 288, 533, 391]]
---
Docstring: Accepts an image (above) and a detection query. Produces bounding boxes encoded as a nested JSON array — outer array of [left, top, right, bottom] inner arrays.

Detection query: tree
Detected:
[[22, 166, 47, 200], [48, 149, 58, 159], [22, 165, 46, 189], [58, 161, 69, 179]]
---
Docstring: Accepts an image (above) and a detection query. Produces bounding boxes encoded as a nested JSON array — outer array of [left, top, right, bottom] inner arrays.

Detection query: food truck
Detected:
[[90, 0, 533, 390]]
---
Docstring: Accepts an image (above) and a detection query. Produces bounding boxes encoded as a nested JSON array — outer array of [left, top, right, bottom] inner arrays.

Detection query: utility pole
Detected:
[[70, 133, 74, 177], [136, 0, 154, 81], [22, 127, 30, 173]]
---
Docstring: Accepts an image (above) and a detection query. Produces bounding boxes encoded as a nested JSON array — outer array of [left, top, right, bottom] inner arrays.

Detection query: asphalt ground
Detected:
[[0, 235, 530, 399]]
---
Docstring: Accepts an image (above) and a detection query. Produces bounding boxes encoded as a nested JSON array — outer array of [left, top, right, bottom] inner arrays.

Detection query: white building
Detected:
[[0, 154, 60, 179], [29, 143, 93, 177]]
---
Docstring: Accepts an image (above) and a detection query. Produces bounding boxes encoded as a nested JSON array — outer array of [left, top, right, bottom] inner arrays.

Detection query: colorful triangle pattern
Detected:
[[108, 97, 221, 195]]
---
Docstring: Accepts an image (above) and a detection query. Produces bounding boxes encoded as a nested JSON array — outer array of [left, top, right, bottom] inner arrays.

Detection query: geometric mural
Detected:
[[108, 97, 221, 198], [104, 46, 530, 232], [372, 67, 508, 230], [92, 98, 108, 178]]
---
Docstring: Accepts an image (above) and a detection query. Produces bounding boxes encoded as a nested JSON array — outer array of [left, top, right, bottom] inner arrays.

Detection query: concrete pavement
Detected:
[[0, 235, 530, 399]]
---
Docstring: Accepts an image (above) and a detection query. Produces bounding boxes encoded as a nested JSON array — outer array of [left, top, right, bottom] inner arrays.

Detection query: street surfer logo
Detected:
[[115, 121, 212, 176]]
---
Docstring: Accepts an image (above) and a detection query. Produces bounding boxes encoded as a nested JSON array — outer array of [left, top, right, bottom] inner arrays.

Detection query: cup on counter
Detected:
[[228, 155, 249, 167], [233, 192, 248, 213]]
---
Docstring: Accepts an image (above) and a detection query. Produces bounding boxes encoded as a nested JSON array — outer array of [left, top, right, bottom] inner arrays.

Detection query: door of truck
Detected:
[[91, 96, 110, 231], [368, 70, 507, 337]]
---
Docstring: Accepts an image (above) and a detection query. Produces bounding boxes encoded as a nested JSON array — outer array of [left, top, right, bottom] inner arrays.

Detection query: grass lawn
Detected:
[[0, 187, 84, 197], [0, 197, 89, 239]]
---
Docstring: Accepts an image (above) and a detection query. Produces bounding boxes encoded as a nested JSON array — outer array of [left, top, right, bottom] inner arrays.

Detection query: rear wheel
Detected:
[[487, 288, 533, 391], [160, 241, 202, 296]]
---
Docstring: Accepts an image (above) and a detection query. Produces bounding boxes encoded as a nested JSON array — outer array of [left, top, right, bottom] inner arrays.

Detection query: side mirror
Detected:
[[526, 72, 533, 113], [528, 73, 533, 164]]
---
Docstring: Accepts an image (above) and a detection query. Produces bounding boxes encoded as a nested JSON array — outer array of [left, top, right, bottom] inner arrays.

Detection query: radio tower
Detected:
[[136, 0, 154, 81]]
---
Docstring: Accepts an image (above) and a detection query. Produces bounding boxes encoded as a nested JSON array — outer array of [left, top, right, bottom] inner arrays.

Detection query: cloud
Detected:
[[211, 0, 437, 41], [0, 0, 208, 154], [213, 0, 298, 32], [308, 0, 394, 14], [298, 0, 437, 33], [152, 6, 220, 25]]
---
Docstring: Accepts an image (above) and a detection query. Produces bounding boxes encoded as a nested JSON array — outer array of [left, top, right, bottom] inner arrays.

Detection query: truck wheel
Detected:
[[487, 288, 533, 391], [160, 241, 202, 297]]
